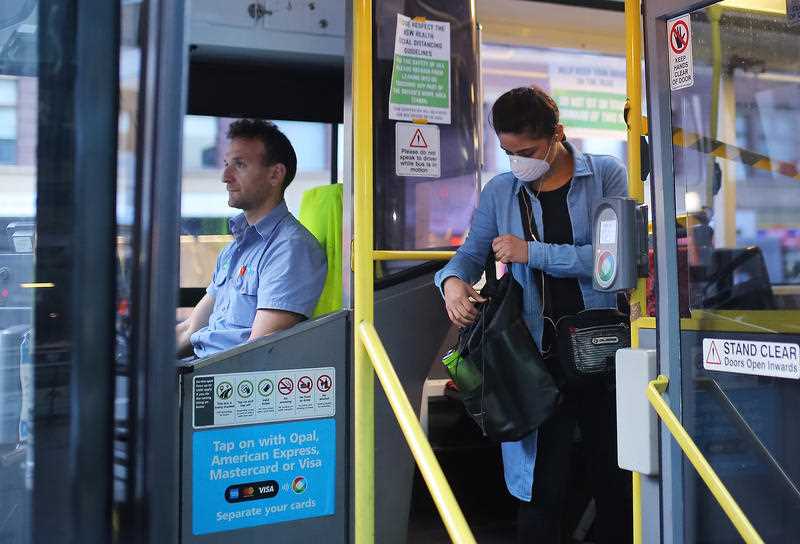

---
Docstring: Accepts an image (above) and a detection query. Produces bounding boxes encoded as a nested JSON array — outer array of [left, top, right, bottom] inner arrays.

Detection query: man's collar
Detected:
[[229, 201, 289, 241]]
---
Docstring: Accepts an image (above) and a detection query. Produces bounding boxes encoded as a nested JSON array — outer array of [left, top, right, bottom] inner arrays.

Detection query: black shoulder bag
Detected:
[[455, 253, 560, 442], [518, 189, 630, 392]]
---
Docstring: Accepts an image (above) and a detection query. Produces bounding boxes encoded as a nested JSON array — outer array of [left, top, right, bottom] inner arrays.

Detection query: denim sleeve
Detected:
[[434, 183, 499, 296], [527, 156, 628, 279], [256, 236, 327, 318], [601, 155, 629, 198]]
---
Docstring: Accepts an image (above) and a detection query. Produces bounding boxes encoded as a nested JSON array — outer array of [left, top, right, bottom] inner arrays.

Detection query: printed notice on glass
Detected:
[[599, 220, 617, 245], [193, 368, 336, 429], [396, 122, 441, 178], [703, 338, 800, 380], [668, 15, 694, 91], [388, 14, 451, 124]]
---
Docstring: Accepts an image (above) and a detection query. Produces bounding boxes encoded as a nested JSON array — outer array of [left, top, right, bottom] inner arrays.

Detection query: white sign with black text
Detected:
[[703, 338, 800, 380], [395, 122, 441, 178], [668, 15, 694, 91]]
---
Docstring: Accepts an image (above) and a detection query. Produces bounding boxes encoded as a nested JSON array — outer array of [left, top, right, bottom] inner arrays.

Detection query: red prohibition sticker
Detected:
[[670, 19, 689, 54]]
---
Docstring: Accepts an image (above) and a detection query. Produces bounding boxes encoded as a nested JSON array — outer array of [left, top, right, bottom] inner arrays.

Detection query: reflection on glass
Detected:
[[670, 4, 800, 543], [0, 1, 37, 541]]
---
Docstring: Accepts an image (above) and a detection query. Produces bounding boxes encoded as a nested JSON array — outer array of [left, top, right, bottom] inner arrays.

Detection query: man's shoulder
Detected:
[[271, 213, 326, 261]]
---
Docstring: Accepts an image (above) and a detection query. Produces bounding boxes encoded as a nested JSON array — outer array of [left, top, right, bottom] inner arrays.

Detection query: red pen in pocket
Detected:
[[239, 265, 247, 277]]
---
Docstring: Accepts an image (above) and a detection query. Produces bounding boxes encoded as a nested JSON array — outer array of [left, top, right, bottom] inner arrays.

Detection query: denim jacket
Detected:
[[434, 142, 627, 501]]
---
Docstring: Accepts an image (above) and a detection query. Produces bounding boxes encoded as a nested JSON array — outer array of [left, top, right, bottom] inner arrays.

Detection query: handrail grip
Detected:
[[646, 375, 764, 544], [358, 322, 477, 544], [372, 250, 455, 261]]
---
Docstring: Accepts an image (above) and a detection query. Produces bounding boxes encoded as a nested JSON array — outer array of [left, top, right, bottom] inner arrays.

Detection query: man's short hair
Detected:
[[227, 119, 298, 191]]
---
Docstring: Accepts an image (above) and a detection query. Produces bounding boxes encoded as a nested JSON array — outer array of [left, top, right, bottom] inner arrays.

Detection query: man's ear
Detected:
[[269, 163, 287, 189]]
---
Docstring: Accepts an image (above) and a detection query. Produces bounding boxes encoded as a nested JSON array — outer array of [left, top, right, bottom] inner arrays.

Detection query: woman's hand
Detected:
[[443, 277, 486, 328], [492, 234, 528, 264]]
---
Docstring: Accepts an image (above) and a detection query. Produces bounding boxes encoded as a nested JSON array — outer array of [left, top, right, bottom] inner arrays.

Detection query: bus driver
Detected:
[[176, 119, 327, 358]]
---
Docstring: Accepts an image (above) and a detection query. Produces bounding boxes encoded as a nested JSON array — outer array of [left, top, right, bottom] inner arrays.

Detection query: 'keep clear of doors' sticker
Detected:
[[703, 338, 800, 380], [192, 419, 335, 534], [388, 14, 451, 124], [193, 367, 335, 428], [395, 122, 440, 178], [668, 15, 693, 91]]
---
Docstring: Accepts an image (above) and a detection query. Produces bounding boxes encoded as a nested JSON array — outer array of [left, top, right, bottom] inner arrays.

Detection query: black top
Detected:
[[535, 180, 585, 321]]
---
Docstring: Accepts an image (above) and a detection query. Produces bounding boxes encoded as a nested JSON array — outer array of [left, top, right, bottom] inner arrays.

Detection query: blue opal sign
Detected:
[[192, 419, 336, 535]]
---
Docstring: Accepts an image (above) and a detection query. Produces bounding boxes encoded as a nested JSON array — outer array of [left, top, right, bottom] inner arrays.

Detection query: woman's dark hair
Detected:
[[490, 86, 560, 140], [227, 118, 298, 191]]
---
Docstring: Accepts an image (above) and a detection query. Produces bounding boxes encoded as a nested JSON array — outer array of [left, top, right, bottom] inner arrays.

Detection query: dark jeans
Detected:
[[516, 387, 632, 544]]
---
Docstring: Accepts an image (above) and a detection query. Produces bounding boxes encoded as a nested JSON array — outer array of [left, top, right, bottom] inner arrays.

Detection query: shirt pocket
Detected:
[[229, 276, 258, 327]]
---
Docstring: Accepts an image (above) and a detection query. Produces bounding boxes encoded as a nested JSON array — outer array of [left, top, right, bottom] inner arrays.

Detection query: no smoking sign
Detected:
[[668, 15, 694, 91]]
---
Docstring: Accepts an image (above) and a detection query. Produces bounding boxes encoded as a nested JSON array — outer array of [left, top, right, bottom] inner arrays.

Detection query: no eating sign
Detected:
[[668, 15, 694, 91]]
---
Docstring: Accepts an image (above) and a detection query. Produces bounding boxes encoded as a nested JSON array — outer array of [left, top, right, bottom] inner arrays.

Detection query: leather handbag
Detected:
[[454, 253, 560, 442]]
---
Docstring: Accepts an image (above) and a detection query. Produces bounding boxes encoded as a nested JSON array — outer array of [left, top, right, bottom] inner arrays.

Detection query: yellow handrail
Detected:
[[352, 0, 375, 541], [372, 250, 456, 261], [358, 322, 477, 544], [646, 375, 765, 544]]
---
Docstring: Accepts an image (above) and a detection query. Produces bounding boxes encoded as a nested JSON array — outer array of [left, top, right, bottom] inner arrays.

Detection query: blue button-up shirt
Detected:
[[434, 143, 627, 501], [191, 201, 327, 358]]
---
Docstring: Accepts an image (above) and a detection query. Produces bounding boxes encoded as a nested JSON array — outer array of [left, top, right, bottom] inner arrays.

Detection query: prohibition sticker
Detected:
[[298, 376, 313, 395], [668, 15, 694, 91], [703, 338, 800, 379], [395, 122, 441, 178], [192, 367, 337, 428]]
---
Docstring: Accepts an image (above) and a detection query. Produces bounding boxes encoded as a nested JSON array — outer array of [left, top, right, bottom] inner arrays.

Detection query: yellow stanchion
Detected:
[[359, 322, 477, 544], [647, 376, 765, 544]]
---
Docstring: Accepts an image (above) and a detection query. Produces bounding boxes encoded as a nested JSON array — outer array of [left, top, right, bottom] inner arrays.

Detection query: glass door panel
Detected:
[[669, 2, 800, 541]]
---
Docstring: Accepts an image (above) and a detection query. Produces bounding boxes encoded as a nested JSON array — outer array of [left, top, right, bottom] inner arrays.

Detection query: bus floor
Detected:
[[406, 395, 598, 543]]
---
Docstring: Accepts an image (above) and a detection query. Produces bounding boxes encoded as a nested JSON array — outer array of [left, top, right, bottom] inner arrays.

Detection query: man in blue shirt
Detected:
[[176, 119, 327, 358]]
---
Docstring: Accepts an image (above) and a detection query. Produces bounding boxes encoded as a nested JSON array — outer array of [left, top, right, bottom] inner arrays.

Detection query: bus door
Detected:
[[643, 0, 800, 541]]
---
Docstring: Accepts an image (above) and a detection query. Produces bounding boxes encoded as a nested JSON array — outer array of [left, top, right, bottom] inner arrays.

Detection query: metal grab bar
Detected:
[[358, 322, 477, 544], [646, 375, 764, 544], [372, 250, 456, 261]]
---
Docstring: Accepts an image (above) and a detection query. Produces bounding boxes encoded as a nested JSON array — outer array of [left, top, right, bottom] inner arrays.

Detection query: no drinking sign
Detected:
[[668, 15, 694, 91]]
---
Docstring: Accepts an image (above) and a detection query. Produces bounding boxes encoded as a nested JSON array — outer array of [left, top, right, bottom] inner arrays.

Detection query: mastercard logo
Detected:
[[242, 486, 255, 498]]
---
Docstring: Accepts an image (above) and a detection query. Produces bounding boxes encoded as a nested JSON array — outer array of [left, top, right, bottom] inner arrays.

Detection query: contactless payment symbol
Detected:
[[216, 381, 233, 400], [258, 379, 274, 396], [291, 476, 307, 494], [596, 251, 616, 287]]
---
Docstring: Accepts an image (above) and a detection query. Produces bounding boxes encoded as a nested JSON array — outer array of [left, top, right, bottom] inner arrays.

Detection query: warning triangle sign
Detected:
[[409, 128, 428, 148], [705, 340, 721, 365]]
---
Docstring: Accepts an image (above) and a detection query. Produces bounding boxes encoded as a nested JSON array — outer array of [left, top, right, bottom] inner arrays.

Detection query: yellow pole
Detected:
[[632, 471, 642, 544], [625, 0, 647, 324], [372, 250, 456, 261], [647, 376, 765, 544], [352, 0, 375, 541], [359, 323, 477, 544], [625, 3, 646, 542]]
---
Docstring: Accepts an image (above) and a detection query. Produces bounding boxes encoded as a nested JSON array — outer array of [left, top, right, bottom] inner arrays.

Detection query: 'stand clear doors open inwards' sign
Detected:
[[389, 14, 451, 124], [703, 338, 800, 379]]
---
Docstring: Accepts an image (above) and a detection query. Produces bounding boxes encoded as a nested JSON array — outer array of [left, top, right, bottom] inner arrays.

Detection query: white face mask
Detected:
[[508, 141, 554, 182]]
